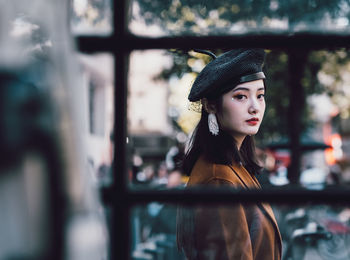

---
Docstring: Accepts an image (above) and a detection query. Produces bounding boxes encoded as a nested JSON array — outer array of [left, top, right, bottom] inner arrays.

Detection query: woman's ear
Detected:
[[201, 98, 217, 114]]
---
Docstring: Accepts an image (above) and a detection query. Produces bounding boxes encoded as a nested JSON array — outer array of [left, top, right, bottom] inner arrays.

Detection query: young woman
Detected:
[[177, 49, 282, 260]]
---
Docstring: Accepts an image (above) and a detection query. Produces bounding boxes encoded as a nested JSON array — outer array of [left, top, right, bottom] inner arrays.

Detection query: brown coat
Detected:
[[179, 156, 282, 260]]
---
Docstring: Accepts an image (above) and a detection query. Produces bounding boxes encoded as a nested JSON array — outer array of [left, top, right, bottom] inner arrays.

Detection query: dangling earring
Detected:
[[208, 113, 219, 136]]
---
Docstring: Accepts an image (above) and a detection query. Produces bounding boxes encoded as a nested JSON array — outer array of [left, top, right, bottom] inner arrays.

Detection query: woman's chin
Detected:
[[246, 129, 259, 136]]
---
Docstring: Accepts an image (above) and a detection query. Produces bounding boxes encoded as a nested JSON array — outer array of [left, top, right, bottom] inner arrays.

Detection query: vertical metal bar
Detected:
[[287, 49, 308, 184], [111, 0, 130, 259], [111, 53, 130, 260]]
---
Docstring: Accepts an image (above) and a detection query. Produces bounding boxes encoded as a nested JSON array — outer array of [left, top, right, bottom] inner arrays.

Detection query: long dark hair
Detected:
[[182, 96, 262, 176]]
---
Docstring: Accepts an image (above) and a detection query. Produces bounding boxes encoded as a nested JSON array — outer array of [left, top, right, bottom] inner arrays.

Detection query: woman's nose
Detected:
[[248, 98, 259, 114]]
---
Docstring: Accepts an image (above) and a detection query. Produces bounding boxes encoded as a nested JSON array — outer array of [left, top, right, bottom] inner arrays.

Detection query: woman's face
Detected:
[[216, 79, 266, 143]]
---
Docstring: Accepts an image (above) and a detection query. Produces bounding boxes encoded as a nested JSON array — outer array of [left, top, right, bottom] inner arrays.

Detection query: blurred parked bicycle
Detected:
[[282, 206, 350, 260]]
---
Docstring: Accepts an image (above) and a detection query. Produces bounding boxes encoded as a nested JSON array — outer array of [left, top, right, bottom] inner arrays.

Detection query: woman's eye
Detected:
[[233, 94, 246, 100], [258, 94, 265, 99]]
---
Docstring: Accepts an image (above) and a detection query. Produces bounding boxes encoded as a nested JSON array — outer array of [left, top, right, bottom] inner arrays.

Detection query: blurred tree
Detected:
[[312, 49, 350, 119], [134, 0, 347, 34], [258, 50, 290, 143], [70, 0, 111, 30]]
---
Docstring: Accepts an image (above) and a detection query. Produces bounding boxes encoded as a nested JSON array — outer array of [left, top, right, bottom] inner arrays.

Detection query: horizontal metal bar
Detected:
[[75, 35, 115, 53], [76, 33, 350, 52], [101, 186, 350, 205]]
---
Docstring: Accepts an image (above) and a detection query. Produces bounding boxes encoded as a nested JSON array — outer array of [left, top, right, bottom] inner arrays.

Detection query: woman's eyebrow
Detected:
[[233, 87, 265, 92], [232, 87, 249, 92]]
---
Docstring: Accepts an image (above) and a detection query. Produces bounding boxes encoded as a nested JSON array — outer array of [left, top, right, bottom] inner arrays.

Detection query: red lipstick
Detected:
[[246, 118, 259, 126]]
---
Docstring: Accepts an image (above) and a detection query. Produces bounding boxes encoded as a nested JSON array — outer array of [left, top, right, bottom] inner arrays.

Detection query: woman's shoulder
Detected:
[[187, 156, 243, 186]]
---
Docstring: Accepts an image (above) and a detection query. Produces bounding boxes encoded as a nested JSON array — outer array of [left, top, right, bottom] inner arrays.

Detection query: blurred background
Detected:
[[2, 0, 350, 259]]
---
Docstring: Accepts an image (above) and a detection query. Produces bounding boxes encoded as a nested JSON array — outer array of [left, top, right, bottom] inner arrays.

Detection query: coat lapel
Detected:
[[229, 164, 282, 254], [260, 203, 282, 248]]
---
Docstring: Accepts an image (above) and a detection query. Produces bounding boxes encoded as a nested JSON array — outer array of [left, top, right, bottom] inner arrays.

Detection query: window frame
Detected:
[[75, 1, 350, 259]]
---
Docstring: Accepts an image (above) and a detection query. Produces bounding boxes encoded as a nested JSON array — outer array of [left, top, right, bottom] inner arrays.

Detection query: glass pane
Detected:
[[300, 49, 350, 189], [129, 0, 350, 37], [127, 50, 285, 189], [131, 204, 185, 260], [127, 50, 196, 189], [132, 202, 350, 260], [70, 0, 112, 35], [77, 53, 114, 188]]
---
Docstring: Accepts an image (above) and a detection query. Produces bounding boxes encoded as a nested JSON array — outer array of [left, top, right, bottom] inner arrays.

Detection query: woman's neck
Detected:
[[234, 135, 246, 150]]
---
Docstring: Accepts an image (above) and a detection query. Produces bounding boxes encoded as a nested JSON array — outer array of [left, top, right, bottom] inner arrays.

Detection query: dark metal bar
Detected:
[[111, 52, 130, 260], [121, 187, 350, 205], [102, 186, 350, 205], [287, 50, 308, 184], [110, 0, 130, 259], [75, 36, 114, 53], [76, 33, 350, 52]]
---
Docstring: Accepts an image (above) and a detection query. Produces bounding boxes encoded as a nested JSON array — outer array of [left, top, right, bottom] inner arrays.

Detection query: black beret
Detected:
[[188, 48, 266, 102]]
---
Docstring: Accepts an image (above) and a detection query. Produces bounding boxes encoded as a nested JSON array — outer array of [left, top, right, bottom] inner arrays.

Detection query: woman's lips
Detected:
[[246, 118, 259, 126]]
